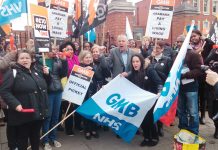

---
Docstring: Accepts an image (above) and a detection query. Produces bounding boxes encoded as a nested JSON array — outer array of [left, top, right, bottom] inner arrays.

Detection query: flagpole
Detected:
[[101, 22, 105, 46], [26, 0, 30, 40], [61, 102, 72, 125], [80, 0, 84, 51]]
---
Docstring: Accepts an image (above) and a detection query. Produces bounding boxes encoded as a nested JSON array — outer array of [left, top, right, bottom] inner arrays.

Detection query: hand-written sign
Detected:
[[49, 0, 68, 38], [146, 0, 175, 39]]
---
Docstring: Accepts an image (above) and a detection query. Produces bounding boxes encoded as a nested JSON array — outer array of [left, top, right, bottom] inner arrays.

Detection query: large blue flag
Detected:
[[0, 0, 27, 26], [76, 76, 157, 142], [153, 21, 195, 122]]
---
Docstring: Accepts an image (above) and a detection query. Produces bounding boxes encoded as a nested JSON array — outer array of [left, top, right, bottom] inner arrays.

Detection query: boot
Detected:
[[214, 127, 218, 139], [157, 121, 164, 137], [200, 111, 206, 125]]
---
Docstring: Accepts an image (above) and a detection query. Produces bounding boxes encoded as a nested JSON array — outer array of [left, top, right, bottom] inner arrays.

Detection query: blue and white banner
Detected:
[[76, 76, 158, 142], [153, 21, 195, 122], [0, 0, 27, 26]]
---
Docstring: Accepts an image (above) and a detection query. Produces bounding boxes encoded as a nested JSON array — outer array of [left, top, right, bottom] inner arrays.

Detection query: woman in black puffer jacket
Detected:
[[0, 50, 50, 150], [91, 44, 111, 90]]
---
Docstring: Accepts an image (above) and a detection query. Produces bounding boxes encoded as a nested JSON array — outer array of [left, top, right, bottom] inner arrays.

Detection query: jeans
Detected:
[[178, 91, 199, 134], [42, 92, 62, 143]]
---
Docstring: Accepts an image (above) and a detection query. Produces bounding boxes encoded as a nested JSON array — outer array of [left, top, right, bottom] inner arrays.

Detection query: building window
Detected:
[[203, 20, 210, 35], [213, 0, 218, 14], [193, 0, 200, 11], [203, 0, 210, 14]]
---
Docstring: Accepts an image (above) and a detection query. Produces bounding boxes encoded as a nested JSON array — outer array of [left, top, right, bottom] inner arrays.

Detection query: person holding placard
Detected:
[[79, 51, 101, 140], [59, 41, 80, 136], [42, 44, 68, 150], [0, 50, 50, 150]]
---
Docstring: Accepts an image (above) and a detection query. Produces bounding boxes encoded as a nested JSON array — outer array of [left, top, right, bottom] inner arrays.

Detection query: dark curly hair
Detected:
[[59, 41, 76, 52]]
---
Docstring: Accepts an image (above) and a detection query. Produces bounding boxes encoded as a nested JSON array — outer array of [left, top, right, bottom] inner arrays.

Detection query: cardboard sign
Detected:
[[49, 0, 69, 38], [30, 4, 50, 52], [145, 0, 175, 39], [62, 65, 94, 105]]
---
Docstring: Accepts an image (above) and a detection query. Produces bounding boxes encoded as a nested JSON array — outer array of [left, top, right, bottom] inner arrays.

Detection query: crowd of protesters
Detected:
[[0, 30, 218, 150]]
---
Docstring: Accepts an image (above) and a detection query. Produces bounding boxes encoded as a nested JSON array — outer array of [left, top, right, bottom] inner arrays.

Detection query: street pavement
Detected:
[[1, 114, 218, 150]]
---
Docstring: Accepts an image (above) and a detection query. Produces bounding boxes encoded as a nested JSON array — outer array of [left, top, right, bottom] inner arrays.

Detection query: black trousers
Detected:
[[207, 87, 218, 126], [7, 124, 18, 150], [83, 117, 97, 133], [13, 120, 42, 150], [141, 108, 159, 140], [198, 80, 207, 117]]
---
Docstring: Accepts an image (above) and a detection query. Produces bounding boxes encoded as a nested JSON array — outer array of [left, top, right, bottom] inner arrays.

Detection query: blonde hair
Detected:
[[142, 36, 151, 46], [91, 44, 100, 53], [79, 50, 93, 63], [142, 36, 150, 41]]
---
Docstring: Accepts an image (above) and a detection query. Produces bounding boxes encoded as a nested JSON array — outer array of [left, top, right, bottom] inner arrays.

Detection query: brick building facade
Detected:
[[95, 0, 135, 46], [135, 0, 217, 44]]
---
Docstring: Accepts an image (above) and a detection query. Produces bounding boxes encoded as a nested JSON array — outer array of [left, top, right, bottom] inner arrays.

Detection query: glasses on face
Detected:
[[177, 41, 183, 43]]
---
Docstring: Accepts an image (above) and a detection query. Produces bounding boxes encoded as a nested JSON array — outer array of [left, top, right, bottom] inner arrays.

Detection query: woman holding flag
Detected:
[[147, 40, 172, 137], [126, 53, 163, 147]]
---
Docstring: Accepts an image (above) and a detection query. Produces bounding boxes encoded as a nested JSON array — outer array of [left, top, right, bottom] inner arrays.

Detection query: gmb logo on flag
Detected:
[[76, 76, 157, 142]]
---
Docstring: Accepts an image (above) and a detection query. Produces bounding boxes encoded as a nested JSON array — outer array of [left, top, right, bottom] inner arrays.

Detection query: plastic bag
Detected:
[[174, 129, 206, 150]]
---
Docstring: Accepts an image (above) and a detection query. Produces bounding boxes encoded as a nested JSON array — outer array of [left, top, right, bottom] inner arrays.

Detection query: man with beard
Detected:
[[190, 30, 214, 125]]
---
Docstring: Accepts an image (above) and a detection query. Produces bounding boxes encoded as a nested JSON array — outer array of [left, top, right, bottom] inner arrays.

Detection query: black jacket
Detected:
[[0, 63, 49, 126], [93, 55, 111, 89], [202, 38, 214, 63], [47, 58, 68, 93], [80, 63, 97, 102], [149, 54, 172, 82], [128, 68, 163, 94]]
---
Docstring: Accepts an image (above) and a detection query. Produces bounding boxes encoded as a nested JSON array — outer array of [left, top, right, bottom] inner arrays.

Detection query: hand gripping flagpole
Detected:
[[27, 109, 76, 150], [153, 20, 196, 123]]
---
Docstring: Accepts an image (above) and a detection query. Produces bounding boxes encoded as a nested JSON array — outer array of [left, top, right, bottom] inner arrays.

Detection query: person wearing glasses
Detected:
[[147, 40, 172, 137]]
